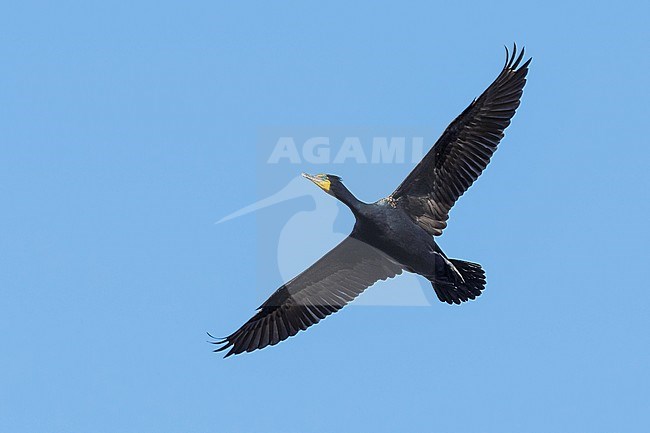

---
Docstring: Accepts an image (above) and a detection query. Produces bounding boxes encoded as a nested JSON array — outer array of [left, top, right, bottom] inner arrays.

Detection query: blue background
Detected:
[[2, 1, 649, 432]]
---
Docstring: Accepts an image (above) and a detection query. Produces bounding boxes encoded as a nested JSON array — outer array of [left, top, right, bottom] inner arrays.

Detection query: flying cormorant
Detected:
[[213, 45, 531, 357]]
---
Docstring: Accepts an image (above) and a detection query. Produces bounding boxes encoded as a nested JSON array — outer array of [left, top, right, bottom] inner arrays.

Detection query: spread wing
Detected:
[[212, 236, 404, 357], [391, 44, 531, 236]]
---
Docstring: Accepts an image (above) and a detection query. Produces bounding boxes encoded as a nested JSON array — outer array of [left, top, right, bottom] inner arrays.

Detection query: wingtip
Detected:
[[206, 331, 228, 344], [208, 331, 237, 357], [513, 45, 526, 69], [508, 43, 518, 69], [504, 43, 532, 72], [212, 341, 238, 358]]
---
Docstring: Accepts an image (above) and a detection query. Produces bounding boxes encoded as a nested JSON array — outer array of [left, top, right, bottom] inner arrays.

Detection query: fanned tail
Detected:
[[431, 259, 486, 305]]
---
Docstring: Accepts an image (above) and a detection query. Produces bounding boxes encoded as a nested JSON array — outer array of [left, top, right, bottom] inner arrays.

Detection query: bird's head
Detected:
[[301, 173, 344, 197]]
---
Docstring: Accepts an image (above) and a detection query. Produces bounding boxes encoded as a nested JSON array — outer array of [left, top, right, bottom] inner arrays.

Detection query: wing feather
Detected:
[[391, 44, 531, 235], [213, 236, 404, 357]]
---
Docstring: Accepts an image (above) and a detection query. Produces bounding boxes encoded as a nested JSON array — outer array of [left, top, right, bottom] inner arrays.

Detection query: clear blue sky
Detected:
[[2, 1, 649, 432]]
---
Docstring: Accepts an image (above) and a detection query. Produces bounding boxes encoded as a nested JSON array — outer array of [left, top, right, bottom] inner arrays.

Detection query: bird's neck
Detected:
[[335, 186, 365, 215]]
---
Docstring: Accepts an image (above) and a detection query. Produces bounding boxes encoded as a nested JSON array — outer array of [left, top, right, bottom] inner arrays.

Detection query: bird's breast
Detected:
[[354, 208, 435, 272]]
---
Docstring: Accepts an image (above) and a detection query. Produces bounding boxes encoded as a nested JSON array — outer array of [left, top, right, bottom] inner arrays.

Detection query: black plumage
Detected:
[[213, 45, 530, 357]]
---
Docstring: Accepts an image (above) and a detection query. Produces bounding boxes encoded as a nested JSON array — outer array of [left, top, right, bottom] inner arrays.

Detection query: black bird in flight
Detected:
[[214, 45, 531, 357]]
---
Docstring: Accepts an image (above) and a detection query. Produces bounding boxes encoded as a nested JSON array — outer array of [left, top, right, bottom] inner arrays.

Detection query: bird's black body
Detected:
[[214, 45, 530, 357], [328, 179, 485, 303], [352, 199, 440, 277]]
